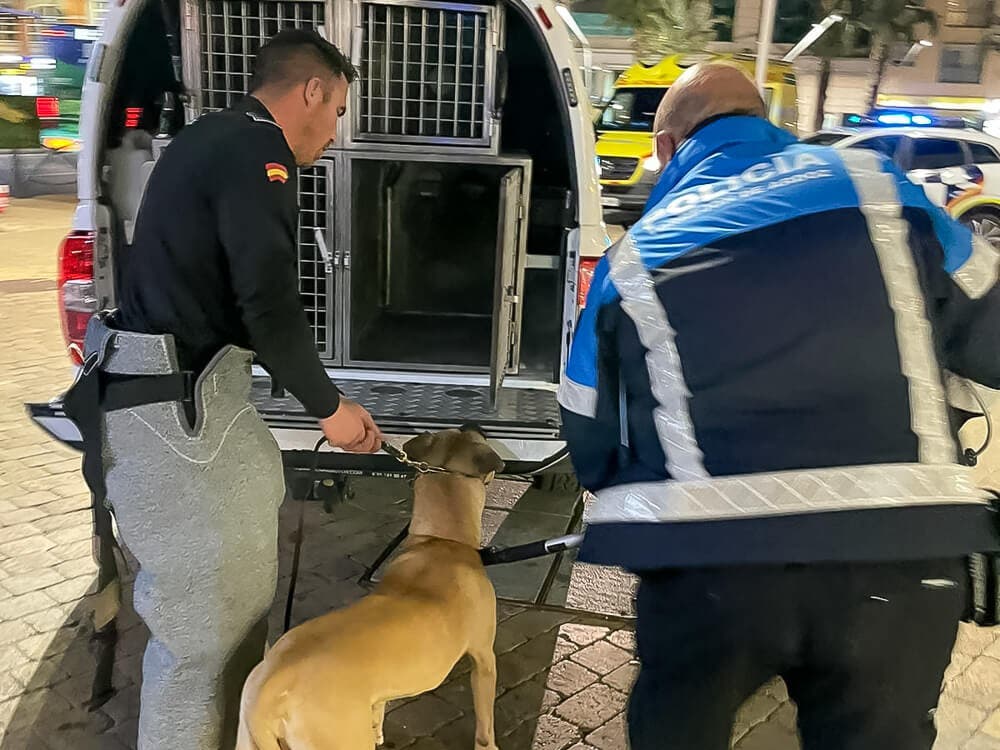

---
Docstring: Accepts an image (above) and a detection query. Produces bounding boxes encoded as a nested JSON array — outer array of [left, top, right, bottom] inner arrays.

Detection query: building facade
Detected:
[[574, 0, 1000, 135]]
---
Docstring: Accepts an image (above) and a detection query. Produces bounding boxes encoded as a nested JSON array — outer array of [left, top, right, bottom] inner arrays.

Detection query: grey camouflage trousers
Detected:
[[96, 333, 284, 750]]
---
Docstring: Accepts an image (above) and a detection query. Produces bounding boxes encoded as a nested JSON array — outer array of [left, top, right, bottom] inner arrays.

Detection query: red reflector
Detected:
[[125, 106, 143, 128], [58, 231, 96, 364], [577, 257, 599, 308], [59, 231, 94, 284], [36, 96, 59, 119], [535, 5, 553, 28]]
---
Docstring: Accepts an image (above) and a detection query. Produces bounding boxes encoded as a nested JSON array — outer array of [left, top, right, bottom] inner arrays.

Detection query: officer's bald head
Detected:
[[651, 61, 765, 167]]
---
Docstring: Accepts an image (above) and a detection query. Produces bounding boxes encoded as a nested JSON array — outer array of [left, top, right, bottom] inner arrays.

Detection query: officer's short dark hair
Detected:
[[250, 29, 358, 94]]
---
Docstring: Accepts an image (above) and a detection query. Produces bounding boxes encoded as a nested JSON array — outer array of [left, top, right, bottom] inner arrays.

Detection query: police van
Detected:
[[28, 0, 607, 478]]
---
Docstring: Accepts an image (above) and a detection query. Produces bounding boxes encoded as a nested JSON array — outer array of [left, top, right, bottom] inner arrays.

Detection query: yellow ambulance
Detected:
[[596, 53, 799, 225]]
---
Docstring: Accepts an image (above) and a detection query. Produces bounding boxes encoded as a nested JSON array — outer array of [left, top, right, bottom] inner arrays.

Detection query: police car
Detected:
[[803, 115, 1000, 248]]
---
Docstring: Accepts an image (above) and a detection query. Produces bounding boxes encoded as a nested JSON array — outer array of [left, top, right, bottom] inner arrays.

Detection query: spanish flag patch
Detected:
[[266, 162, 289, 184]]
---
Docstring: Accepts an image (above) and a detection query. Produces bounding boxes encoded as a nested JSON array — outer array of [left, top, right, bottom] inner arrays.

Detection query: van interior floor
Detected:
[[351, 310, 492, 367]]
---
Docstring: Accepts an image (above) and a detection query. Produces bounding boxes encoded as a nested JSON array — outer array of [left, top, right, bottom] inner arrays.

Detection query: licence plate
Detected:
[[601, 196, 621, 207]]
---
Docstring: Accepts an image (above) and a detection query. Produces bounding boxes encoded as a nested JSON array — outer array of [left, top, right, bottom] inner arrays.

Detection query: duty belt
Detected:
[[61, 311, 194, 709]]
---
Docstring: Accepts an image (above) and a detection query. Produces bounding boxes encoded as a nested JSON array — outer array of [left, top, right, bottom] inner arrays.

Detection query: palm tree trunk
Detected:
[[814, 56, 832, 132], [866, 42, 889, 113]]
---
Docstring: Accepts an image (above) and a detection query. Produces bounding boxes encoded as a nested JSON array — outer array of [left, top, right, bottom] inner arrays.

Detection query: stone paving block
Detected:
[[504, 609, 571, 643], [0, 590, 56, 621], [45, 524, 94, 547], [732, 714, 800, 750], [533, 713, 581, 750], [0, 687, 75, 736], [601, 662, 637, 694], [955, 624, 1000, 659], [497, 629, 564, 690], [606, 629, 635, 652], [52, 557, 96, 581], [16, 628, 83, 662], [542, 690, 561, 712], [546, 659, 598, 698], [564, 563, 637, 619], [559, 623, 607, 647], [569, 641, 631, 675], [0, 522, 44, 546], [0, 619, 35, 647], [945, 656, 1000, 711], [0, 671, 28, 702], [387, 694, 463, 738], [734, 687, 781, 737], [981, 707, 1000, 739], [428, 670, 472, 713], [1, 551, 63, 579], [21, 604, 80, 633], [2, 567, 65, 596], [0, 643, 33, 672], [50, 540, 92, 563], [31, 510, 90, 533], [407, 737, 449, 750], [553, 683, 627, 733], [947, 652, 977, 684], [0, 534, 57, 559], [585, 712, 626, 750], [493, 620, 531, 655], [984, 636, 1000, 661], [962, 736, 1000, 750], [552, 634, 576, 662], [772, 700, 797, 733], [936, 696, 991, 749], [42, 576, 94, 605], [495, 671, 550, 738]]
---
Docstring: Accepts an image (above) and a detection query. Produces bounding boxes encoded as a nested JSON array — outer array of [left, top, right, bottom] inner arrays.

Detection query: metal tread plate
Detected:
[[256, 378, 561, 433]]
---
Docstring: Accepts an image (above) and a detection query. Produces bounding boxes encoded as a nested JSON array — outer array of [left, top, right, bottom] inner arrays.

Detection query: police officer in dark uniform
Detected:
[[80, 29, 380, 750]]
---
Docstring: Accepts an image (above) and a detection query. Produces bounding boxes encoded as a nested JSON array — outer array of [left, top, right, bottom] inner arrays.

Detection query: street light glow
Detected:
[[781, 12, 845, 63]]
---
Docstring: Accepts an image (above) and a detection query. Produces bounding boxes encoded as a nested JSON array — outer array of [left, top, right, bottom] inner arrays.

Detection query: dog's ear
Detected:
[[471, 442, 505, 477], [403, 432, 435, 462]]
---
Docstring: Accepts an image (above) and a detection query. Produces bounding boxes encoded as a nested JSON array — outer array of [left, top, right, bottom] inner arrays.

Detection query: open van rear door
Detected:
[[490, 168, 525, 408]]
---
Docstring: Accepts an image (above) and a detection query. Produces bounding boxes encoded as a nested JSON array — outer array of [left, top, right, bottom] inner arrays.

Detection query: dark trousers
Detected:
[[628, 559, 968, 750]]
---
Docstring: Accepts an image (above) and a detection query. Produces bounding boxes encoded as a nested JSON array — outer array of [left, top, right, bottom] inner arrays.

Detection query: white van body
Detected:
[[31, 0, 608, 476]]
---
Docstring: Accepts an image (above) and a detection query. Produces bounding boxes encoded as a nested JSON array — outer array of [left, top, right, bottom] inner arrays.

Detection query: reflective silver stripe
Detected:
[[588, 463, 988, 524], [840, 150, 955, 464], [953, 235, 999, 300], [557, 377, 598, 418], [608, 234, 707, 480]]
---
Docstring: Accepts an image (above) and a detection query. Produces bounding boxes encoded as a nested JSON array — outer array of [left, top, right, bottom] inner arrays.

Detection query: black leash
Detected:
[[282, 438, 583, 632], [282, 436, 326, 633]]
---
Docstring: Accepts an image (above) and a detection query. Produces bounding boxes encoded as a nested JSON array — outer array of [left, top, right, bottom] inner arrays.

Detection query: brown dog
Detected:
[[236, 428, 504, 750]]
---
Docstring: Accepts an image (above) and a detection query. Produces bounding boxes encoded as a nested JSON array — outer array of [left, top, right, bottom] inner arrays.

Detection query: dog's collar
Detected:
[[383, 442, 494, 485]]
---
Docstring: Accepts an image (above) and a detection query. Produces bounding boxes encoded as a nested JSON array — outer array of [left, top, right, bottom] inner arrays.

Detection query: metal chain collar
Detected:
[[381, 441, 493, 484]]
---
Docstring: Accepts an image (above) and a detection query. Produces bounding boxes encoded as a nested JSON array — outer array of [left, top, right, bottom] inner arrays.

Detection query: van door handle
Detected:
[[314, 228, 334, 275]]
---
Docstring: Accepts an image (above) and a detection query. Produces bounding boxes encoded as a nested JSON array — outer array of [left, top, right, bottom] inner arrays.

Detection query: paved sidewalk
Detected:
[[1, 197, 1000, 750]]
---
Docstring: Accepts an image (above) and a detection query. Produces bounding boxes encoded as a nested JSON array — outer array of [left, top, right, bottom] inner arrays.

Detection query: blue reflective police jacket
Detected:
[[559, 115, 1000, 570]]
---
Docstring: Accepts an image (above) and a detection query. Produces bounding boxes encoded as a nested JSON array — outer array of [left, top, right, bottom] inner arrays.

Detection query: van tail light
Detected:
[[58, 231, 97, 365], [577, 257, 599, 308], [36, 96, 60, 120]]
